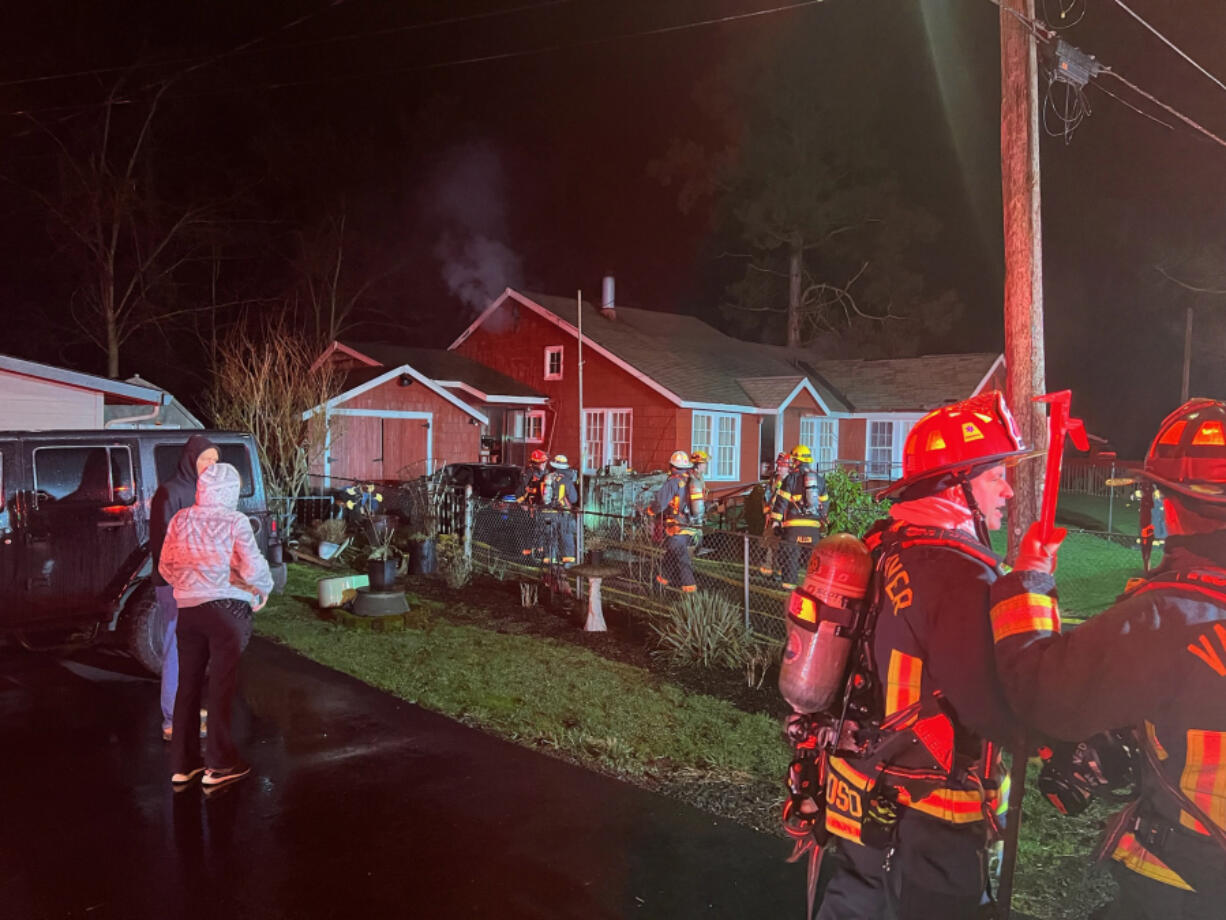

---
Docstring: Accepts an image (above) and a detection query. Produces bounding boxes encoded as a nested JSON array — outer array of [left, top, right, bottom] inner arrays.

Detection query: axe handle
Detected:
[[996, 735, 1030, 919], [1037, 402, 1068, 543]]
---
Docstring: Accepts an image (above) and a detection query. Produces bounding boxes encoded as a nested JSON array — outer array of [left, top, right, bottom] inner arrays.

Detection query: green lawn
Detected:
[[1055, 490, 1140, 536]]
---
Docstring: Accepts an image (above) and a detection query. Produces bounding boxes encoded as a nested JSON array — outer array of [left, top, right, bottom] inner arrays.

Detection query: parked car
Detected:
[[0, 429, 281, 673], [437, 462, 522, 500]]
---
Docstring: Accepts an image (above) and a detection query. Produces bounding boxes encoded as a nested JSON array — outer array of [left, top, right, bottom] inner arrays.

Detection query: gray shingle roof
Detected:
[[815, 353, 1002, 412], [341, 341, 545, 399], [525, 293, 823, 408]]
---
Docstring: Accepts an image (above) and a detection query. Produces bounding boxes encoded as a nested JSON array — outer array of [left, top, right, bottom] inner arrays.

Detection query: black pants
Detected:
[[816, 813, 989, 920], [170, 599, 253, 774], [660, 532, 697, 590], [780, 527, 818, 588]]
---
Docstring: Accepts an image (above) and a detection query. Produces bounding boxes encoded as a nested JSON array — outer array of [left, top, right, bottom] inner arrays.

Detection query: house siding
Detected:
[[315, 377, 481, 483], [781, 390, 826, 452], [0, 371, 103, 429], [454, 303, 686, 473]]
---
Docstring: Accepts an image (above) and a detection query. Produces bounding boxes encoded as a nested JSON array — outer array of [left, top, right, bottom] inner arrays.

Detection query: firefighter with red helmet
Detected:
[[991, 398, 1226, 918], [651, 450, 704, 592], [512, 449, 550, 558], [815, 391, 1037, 920], [771, 445, 829, 589]]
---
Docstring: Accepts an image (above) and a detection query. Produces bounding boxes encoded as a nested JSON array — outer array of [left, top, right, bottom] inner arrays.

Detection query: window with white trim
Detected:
[[691, 411, 740, 481], [544, 346, 564, 380], [799, 416, 839, 471], [511, 409, 546, 443], [582, 409, 632, 473], [867, 421, 895, 479]]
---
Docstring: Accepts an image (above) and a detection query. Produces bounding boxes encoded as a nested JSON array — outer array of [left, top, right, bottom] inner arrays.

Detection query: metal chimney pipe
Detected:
[[601, 275, 615, 317]]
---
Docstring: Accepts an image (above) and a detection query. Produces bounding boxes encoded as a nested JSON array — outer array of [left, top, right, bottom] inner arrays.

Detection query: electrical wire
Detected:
[[1090, 80, 1174, 132], [1109, 0, 1226, 98], [1100, 67, 1226, 149], [0, 0, 573, 90], [1041, 0, 1085, 29]]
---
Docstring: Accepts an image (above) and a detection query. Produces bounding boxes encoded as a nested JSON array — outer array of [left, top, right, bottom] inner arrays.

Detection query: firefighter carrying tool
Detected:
[[772, 445, 829, 589], [650, 450, 704, 592], [991, 397, 1226, 919], [779, 391, 1040, 920]]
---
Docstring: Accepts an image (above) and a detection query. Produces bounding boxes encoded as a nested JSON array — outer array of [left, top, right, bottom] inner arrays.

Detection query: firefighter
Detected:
[[540, 454, 578, 565], [771, 445, 829, 589], [816, 391, 1037, 920], [651, 450, 702, 593], [991, 398, 1226, 918], [689, 449, 710, 528], [759, 451, 792, 576], [513, 449, 549, 558]]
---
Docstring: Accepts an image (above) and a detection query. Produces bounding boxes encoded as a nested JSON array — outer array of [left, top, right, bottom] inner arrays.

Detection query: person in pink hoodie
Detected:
[[159, 462, 272, 792]]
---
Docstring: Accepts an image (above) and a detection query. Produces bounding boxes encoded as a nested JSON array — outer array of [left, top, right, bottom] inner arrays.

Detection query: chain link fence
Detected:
[[468, 497, 794, 643]]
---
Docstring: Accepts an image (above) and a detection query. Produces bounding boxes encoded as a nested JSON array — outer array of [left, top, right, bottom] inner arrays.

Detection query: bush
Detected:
[[436, 533, 472, 590], [650, 592, 756, 670], [825, 468, 890, 537]]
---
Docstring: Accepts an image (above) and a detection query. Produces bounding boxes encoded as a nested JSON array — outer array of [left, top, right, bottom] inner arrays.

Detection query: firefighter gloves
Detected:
[[1015, 521, 1067, 575]]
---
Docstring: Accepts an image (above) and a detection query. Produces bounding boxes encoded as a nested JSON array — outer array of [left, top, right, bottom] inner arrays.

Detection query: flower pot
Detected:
[[408, 539, 436, 576], [367, 556, 399, 591]]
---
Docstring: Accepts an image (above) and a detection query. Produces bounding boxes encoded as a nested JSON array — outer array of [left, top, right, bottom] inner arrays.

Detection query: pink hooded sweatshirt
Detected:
[[158, 462, 273, 609]]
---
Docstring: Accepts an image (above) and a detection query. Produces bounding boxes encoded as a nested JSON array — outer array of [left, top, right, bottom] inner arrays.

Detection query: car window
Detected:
[[154, 441, 254, 497], [33, 446, 136, 505]]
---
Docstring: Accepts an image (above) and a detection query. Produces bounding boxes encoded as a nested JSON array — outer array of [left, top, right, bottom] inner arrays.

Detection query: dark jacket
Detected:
[[826, 519, 1019, 841], [149, 435, 218, 587], [991, 537, 1226, 891]]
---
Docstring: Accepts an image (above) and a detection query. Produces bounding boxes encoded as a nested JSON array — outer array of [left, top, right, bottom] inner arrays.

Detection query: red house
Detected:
[[449, 288, 1007, 487], [449, 289, 837, 484]]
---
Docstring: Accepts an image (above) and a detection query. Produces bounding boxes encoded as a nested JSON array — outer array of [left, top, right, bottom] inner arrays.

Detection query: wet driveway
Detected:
[[0, 638, 804, 919]]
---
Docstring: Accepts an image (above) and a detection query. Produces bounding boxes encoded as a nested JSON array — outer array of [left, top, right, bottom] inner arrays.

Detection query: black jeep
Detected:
[[0, 429, 279, 673]]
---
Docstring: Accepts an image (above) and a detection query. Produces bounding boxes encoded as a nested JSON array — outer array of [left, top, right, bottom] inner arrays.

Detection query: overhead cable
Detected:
[[1110, 0, 1226, 98]]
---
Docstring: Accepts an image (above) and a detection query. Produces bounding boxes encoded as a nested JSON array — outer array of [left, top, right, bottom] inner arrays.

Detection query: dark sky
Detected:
[[2, 0, 1225, 456]]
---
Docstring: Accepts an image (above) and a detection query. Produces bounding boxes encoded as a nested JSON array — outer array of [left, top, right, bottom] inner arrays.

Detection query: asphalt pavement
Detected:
[[0, 637, 805, 920]]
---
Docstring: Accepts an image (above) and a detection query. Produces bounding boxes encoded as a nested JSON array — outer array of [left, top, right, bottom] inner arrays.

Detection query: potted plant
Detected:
[[339, 484, 404, 591], [406, 530, 437, 576]]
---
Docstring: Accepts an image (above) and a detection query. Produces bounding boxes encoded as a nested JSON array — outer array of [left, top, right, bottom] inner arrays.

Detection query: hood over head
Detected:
[[177, 434, 219, 480], [195, 462, 242, 510]]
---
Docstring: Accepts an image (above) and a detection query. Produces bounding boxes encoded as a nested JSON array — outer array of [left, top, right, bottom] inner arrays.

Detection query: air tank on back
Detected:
[[778, 533, 874, 714]]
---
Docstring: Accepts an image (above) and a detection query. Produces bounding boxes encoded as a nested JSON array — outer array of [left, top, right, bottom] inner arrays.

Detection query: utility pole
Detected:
[[1000, 0, 1047, 563], [1181, 306, 1192, 402]]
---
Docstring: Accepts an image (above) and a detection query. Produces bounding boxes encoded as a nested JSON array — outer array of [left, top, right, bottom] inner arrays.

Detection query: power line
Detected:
[[989, 0, 1226, 151], [1109, 0, 1226, 99], [0, 0, 573, 91]]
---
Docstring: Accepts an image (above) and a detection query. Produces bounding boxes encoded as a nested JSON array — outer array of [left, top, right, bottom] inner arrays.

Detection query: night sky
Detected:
[[2, 0, 1225, 456]]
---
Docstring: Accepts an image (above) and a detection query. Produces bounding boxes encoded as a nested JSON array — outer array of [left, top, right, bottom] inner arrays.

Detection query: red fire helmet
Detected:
[[1140, 398, 1226, 504], [529, 449, 549, 464], [882, 390, 1039, 498]]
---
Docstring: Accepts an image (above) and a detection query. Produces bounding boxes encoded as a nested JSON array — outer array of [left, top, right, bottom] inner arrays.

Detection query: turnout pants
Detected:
[[816, 812, 989, 920], [170, 599, 253, 774], [780, 525, 819, 589], [659, 531, 697, 591]]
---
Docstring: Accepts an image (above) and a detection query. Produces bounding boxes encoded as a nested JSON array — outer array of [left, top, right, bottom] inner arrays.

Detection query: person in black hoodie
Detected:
[[150, 435, 218, 741]]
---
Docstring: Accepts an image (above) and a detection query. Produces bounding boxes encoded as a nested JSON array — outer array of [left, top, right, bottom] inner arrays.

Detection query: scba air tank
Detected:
[[778, 533, 874, 715]]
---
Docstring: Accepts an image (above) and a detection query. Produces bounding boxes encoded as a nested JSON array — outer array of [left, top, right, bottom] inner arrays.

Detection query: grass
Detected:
[[260, 565, 786, 784], [263, 521, 1145, 920]]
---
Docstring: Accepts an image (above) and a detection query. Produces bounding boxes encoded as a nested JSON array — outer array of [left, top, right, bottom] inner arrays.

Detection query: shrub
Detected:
[[436, 533, 472, 590], [651, 592, 755, 670], [825, 468, 890, 537]]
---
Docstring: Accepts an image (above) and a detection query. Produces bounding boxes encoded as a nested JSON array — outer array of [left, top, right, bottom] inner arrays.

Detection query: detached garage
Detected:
[[306, 364, 487, 487], [0, 353, 165, 430]]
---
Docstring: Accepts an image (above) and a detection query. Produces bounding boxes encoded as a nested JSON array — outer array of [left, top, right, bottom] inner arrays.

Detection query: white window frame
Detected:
[[582, 408, 632, 474], [691, 411, 740, 481], [510, 409, 546, 443], [865, 419, 913, 480], [544, 346, 564, 381], [798, 415, 839, 472]]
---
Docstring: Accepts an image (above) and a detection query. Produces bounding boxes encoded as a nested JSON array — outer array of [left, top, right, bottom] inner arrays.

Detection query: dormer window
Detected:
[[544, 346, 564, 380]]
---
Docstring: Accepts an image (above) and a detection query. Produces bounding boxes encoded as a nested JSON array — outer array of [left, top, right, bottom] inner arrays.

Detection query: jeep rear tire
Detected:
[[120, 583, 164, 676]]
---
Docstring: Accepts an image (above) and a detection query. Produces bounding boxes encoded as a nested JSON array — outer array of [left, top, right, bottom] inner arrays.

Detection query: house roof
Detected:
[[452, 289, 1000, 417], [308, 363, 489, 425], [814, 353, 1004, 413], [511, 292, 838, 410], [339, 341, 545, 401], [0, 353, 164, 405]]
